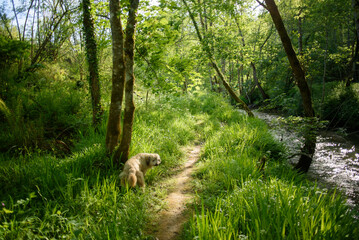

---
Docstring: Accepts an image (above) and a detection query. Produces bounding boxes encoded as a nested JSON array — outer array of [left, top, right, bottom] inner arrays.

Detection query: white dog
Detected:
[[119, 153, 161, 188]]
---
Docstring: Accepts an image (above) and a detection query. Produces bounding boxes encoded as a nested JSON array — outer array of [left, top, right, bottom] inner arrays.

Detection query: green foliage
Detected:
[[0, 35, 29, 68], [322, 83, 359, 131], [0, 64, 91, 154], [0, 91, 208, 239]]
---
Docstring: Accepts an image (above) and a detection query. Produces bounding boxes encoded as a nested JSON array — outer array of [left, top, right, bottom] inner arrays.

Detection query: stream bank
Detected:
[[255, 111, 359, 209]]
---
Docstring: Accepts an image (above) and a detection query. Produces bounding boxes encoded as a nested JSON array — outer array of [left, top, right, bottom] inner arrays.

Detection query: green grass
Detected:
[[182, 97, 359, 240], [0, 92, 203, 239], [1, 91, 358, 239]]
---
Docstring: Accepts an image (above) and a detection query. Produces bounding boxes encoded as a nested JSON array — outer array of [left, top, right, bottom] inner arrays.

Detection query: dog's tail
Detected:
[[128, 170, 137, 187]]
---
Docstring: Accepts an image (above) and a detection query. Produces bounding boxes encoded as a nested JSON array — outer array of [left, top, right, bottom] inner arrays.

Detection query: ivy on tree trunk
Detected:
[[83, 0, 103, 127]]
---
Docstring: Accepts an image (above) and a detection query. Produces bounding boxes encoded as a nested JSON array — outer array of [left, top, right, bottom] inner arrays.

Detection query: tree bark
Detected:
[[106, 0, 126, 153], [11, 0, 21, 40], [83, 0, 103, 127], [22, 0, 35, 41], [182, 0, 254, 117], [298, 13, 303, 55], [352, 0, 359, 85], [264, 0, 315, 118], [264, 0, 316, 173], [114, 0, 139, 164]]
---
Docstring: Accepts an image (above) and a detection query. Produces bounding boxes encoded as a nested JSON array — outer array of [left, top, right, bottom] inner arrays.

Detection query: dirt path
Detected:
[[154, 145, 201, 240]]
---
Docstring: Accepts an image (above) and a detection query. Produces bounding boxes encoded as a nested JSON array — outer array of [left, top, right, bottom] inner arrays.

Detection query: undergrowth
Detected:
[[1, 91, 358, 239], [0, 92, 202, 239]]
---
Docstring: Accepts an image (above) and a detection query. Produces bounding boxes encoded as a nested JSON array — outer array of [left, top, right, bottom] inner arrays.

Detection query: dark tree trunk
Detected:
[[106, 0, 126, 154], [264, 0, 315, 118], [298, 15, 303, 55], [251, 62, 269, 100], [115, 0, 140, 164], [351, 0, 359, 85], [294, 135, 316, 173], [83, 0, 103, 127], [264, 0, 316, 172]]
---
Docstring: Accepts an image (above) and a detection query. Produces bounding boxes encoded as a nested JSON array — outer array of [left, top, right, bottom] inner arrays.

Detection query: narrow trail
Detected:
[[154, 145, 201, 240]]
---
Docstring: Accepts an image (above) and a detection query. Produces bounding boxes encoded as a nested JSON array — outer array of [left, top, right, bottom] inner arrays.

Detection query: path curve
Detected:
[[154, 145, 201, 240]]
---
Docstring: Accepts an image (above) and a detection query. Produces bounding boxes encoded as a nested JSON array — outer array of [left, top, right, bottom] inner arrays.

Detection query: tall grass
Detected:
[[1, 90, 358, 239], [0, 91, 204, 239], [184, 97, 359, 239]]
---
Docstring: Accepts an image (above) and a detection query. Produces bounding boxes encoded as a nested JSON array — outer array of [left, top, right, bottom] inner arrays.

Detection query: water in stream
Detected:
[[254, 111, 359, 208]]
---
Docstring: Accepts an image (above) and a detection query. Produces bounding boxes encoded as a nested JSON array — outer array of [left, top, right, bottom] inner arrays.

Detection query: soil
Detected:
[[153, 145, 201, 240]]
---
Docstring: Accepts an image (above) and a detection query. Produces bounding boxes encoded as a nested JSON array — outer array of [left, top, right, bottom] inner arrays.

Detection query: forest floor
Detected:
[[150, 145, 201, 240]]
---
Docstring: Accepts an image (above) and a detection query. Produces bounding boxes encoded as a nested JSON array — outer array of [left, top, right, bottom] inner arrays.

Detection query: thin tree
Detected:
[[11, 0, 21, 40], [260, 0, 314, 118], [83, 0, 103, 127], [260, 0, 316, 172], [107, 0, 139, 164], [106, 0, 126, 154], [114, 0, 139, 163], [182, 0, 254, 117], [251, 62, 269, 100]]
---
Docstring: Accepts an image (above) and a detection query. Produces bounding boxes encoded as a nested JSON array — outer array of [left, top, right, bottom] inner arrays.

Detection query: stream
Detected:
[[254, 111, 359, 209]]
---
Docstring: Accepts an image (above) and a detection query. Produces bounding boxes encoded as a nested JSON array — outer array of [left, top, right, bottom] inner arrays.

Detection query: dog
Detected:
[[119, 153, 161, 188]]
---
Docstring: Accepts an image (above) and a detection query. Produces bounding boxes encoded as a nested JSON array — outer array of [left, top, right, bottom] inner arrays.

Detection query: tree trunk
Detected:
[[11, 0, 21, 40], [182, 0, 254, 117], [212, 62, 254, 117], [83, 0, 103, 127], [106, 0, 126, 154], [351, 0, 359, 85], [298, 14, 303, 55], [264, 0, 316, 173], [264, 0, 314, 118], [320, 31, 328, 116], [115, 0, 139, 164], [251, 62, 269, 100]]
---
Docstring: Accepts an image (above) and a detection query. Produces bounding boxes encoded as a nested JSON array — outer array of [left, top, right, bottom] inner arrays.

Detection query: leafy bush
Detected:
[[0, 35, 29, 68], [0, 65, 90, 154], [322, 83, 359, 131]]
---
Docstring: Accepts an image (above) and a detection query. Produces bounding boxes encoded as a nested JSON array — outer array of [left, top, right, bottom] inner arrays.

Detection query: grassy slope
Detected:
[[0, 92, 358, 239], [183, 95, 359, 239]]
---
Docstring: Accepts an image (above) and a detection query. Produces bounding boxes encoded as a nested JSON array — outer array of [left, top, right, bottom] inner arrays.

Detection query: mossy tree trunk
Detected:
[[106, 0, 126, 154], [114, 0, 139, 163], [107, 0, 139, 164], [83, 0, 103, 127]]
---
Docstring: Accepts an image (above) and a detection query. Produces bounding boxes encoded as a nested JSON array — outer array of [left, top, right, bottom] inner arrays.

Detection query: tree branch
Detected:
[[256, 0, 268, 10]]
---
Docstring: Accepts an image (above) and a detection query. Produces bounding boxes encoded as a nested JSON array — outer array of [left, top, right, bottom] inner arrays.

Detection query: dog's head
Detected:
[[146, 153, 161, 167]]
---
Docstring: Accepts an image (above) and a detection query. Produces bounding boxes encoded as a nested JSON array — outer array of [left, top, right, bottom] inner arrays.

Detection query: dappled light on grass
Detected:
[[0, 92, 210, 239], [1, 92, 358, 239]]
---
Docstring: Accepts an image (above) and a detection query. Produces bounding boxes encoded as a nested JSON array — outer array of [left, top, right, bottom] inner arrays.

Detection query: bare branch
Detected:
[[256, 0, 268, 10]]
